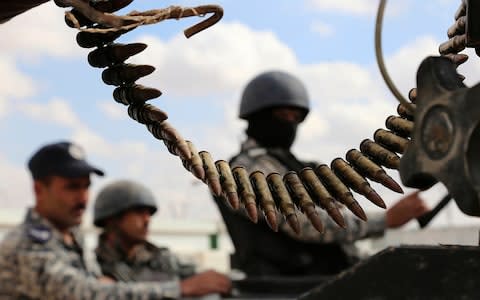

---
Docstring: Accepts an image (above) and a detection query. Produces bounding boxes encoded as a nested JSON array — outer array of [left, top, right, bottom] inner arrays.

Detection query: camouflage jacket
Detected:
[[0, 208, 181, 299], [230, 138, 386, 251], [96, 234, 181, 284]]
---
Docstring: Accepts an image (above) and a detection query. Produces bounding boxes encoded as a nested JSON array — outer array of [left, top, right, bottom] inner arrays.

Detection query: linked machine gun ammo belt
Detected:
[[51, 0, 479, 237]]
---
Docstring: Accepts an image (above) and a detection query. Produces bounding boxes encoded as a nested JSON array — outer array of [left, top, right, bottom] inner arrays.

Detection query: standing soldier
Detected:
[[0, 141, 186, 299], [214, 70, 430, 276], [93, 179, 232, 298]]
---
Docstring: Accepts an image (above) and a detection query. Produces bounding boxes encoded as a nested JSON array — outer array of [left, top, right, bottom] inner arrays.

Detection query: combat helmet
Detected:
[[239, 70, 310, 120], [93, 179, 157, 227]]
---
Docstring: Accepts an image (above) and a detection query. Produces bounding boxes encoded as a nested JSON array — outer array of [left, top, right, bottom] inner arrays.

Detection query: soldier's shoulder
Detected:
[[0, 224, 27, 252], [230, 148, 273, 169], [0, 223, 53, 254]]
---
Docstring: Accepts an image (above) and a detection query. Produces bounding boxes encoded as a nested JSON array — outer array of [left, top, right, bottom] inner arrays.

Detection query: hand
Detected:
[[180, 270, 232, 297], [386, 191, 430, 228], [98, 275, 115, 284]]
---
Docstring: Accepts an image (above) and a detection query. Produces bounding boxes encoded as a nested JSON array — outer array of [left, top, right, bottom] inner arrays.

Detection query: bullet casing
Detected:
[[76, 31, 123, 48], [386, 115, 414, 137], [315, 164, 367, 221], [374, 129, 409, 154], [331, 158, 371, 194], [199, 151, 222, 196], [250, 171, 276, 212], [232, 166, 258, 223], [360, 139, 401, 169], [88, 43, 147, 68], [283, 171, 324, 233], [102, 64, 155, 86], [299, 168, 346, 228], [283, 172, 315, 213], [346, 149, 403, 193], [397, 103, 415, 120], [331, 158, 386, 209], [250, 171, 278, 231], [185, 141, 205, 180], [299, 168, 334, 208], [128, 104, 168, 124], [232, 166, 257, 206], [267, 173, 296, 217], [215, 160, 240, 209], [113, 84, 162, 106]]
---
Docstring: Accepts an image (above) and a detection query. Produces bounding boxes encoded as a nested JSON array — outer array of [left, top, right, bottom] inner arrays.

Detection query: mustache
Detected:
[[73, 204, 86, 211]]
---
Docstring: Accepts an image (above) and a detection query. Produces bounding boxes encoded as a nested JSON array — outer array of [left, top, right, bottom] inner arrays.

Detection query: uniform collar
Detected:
[[96, 233, 160, 265], [24, 208, 84, 247]]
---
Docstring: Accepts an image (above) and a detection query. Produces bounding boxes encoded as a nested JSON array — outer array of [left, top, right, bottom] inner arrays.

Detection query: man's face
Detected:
[[116, 207, 153, 245], [35, 176, 90, 230], [271, 107, 305, 124]]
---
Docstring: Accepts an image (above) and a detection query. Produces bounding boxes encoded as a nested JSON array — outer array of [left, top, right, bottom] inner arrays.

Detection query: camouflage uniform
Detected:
[[0, 209, 181, 299], [96, 234, 183, 283], [215, 138, 386, 276]]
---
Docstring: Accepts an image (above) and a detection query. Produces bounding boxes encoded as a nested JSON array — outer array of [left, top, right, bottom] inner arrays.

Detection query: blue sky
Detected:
[[1, 0, 479, 228]]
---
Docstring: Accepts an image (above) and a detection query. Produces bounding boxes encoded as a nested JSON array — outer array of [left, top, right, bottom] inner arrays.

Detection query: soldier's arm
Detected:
[[19, 249, 181, 300], [0, 0, 50, 24]]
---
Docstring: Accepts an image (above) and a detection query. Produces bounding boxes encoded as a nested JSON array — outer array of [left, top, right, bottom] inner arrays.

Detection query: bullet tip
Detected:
[[286, 214, 301, 235]]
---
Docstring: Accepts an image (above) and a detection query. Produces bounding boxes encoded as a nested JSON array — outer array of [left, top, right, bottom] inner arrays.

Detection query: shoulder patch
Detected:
[[248, 148, 267, 157], [27, 224, 52, 244]]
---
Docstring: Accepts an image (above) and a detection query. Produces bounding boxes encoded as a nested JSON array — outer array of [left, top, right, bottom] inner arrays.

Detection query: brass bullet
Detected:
[[267, 173, 299, 234], [102, 64, 155, 86], [373, 129, 409, 154], [199, 151, 222, 197], [76, 31, 123, 48], [386, 115, 414, 138], [88, 43, 148, 68], [408, 88, 417, 103], [315, 165, 367, 221], [232, 166, 258, 223], [396, 103, 415, 120], [439, 34, 466, 55], [158, 122, 190, 159], [447, 15, 466, 38], [360, 139, 401, 170], [286, 214, 301, 236], [65, 9, 92, 28], [185, 141, 205, 180], [331, 158, 386, 209], [215, 160, 240, 209], [346, 149, 403, 193], [250, 171, 278, 231], [113, 84, 162, 106], [128, 104, 168, 124], [454, 1, 466, 20], [299, 168, 345, 228], [283, 172, 324, 233]]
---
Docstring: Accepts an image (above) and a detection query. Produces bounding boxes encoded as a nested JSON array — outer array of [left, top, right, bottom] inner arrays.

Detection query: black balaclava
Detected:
[[246, 109, 298, 149]]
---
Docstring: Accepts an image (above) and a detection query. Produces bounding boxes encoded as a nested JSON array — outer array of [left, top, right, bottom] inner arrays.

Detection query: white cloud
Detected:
[[0, 1, 85, 60], [17, 97, 82, 128], [0, 55, 36, 99], [129, 22, 298, 98], [385, 36, 440, 96], [0, 154, 33, 210], [97, 101, 128, 120], [310, 20, 334, 37]]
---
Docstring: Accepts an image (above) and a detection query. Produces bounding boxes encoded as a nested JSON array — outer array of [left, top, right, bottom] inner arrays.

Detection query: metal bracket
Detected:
[[400, 56, 480, 216]]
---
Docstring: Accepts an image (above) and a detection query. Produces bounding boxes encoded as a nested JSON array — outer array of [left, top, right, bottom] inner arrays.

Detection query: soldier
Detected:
[[93, 179, 232, 298], [0, 141, 189, 299], [214, 70, 430, 276]]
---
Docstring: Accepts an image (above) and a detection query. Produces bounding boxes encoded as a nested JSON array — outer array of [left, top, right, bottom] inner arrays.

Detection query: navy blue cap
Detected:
[[27, 141, 104, 179]]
